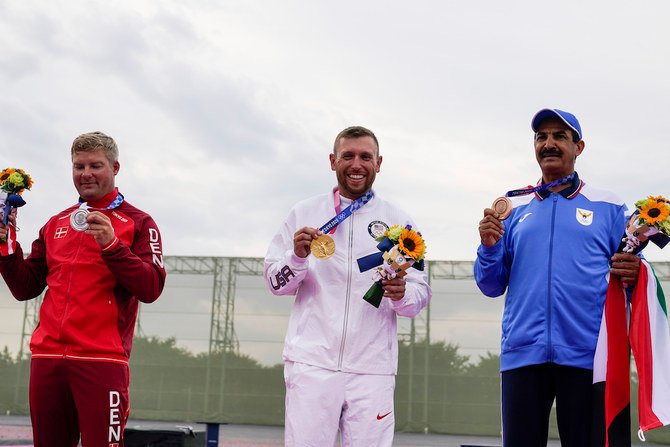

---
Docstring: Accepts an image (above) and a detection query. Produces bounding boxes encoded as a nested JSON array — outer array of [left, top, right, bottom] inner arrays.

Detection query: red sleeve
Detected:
[[101, 213, 166, 303], [0, 227, 49, 301]]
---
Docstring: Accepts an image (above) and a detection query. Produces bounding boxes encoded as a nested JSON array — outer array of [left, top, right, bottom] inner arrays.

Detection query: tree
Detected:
[[466, 351, 500, 378], [398, 339, 470, 376]]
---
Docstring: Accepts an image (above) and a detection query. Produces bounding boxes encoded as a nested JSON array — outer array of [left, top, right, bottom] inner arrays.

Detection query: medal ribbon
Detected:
[[505, 172, 575, 197], [319, 189, 374, 234], [77, 192, 125, 211]]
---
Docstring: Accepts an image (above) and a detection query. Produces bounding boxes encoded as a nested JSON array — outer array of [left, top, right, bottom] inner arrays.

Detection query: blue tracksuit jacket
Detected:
[[474, 173, 627, 372]]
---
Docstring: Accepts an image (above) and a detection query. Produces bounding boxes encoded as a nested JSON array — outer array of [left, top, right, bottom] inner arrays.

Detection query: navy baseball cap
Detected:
[[531, 108, 582, 140]]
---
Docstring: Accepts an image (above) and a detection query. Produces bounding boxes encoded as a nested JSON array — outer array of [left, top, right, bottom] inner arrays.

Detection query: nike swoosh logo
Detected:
[[377, 411, 392, 420], [519, 212, 532, 223]]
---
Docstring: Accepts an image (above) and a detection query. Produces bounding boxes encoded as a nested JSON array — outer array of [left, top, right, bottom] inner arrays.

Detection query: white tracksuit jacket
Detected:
[[264, 191, 432, 375]]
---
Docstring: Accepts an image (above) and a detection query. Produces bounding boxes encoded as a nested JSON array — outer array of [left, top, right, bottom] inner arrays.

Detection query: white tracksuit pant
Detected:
[[284, 361, 395, 447]]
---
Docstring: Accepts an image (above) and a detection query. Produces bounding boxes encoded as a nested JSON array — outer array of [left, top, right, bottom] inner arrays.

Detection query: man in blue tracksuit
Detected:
[[475, 108, 640, 447]]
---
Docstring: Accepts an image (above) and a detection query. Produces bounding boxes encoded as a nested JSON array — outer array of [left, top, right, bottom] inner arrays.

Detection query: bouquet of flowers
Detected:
[[618, 195, 670, 254], [357, 225, 426, 308], [0, 168, 33, 226]]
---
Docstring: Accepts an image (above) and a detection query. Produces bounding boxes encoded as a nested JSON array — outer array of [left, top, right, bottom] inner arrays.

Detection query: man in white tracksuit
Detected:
[[264, 126, 432, 447]]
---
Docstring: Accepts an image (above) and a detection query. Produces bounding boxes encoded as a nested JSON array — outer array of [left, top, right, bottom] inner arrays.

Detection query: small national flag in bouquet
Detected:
[[594, 195, 670, 446], [356, 225, 426, 308]]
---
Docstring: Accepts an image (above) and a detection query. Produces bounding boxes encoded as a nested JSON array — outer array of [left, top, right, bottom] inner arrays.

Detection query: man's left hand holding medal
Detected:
[[71, 207, 116, 248], [82, 211, 116, 248]]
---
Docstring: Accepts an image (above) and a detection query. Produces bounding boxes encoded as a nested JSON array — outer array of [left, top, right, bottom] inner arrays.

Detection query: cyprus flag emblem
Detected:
[[576, 208, 594, 226]]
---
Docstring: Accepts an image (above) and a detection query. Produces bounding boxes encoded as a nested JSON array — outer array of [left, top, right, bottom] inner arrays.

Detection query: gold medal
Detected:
[[491, 197, 513, 220], [310, 234, 335, 259]]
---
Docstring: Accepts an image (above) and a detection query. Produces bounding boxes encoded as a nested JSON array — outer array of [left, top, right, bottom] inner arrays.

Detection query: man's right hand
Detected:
[[293, 227, 321, 258], [478, 208, 504, 247], [0, 212, 17, 240]]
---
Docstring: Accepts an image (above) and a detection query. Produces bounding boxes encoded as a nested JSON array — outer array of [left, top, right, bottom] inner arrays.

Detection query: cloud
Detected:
[[0, 0, 669, 266]]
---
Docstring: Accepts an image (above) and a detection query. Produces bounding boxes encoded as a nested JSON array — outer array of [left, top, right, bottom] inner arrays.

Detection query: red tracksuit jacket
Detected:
[[0, 188, 166, 364]]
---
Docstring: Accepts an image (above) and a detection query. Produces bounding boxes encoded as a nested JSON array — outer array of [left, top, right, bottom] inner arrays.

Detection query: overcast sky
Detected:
[[2, 0, 670, 262]]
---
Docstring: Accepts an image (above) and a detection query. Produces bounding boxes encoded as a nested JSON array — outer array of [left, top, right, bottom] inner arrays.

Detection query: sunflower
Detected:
[[398, 228, 426, 261], [0, 168, 15, 182], [638, 197, 670, 226]]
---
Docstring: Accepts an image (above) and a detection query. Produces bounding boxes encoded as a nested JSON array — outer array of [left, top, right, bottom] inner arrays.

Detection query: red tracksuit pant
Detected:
[[29, 357, 130, 447]]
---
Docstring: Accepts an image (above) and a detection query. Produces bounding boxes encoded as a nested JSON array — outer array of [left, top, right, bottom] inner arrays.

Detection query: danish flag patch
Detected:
[[54, 226, 69, 239]]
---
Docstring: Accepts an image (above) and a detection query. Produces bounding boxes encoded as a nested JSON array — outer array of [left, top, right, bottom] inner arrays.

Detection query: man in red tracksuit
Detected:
[[0, 132, 166, 447]]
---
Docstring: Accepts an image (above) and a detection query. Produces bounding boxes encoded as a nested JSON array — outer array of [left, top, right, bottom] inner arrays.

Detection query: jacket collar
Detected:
[[80, 187, 121, 208], [535, 172, 583, 201], [335, 188, 376, 213]]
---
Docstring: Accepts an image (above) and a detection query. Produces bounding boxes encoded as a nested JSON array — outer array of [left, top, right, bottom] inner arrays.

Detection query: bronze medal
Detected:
[[492, 197, 512, 220], [310, 234, 335, 259]]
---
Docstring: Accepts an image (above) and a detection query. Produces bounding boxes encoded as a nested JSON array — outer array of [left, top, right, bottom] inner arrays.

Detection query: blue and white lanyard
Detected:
[[319, 189, 374, 234], [505, 172, 575, 197], [77, 192, 125, 211]]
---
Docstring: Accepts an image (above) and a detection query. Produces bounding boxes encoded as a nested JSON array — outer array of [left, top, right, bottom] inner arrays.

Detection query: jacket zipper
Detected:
[[546, 194, 558, 362], [337, 214, 355, 370], [60, 230, 85, 355]]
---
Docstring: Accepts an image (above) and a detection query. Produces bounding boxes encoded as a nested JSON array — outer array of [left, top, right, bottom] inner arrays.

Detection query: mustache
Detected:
[[540, 148, 562, 158]]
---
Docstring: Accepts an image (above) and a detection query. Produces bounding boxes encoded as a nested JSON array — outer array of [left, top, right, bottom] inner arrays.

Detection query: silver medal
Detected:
[[70, 208, 90, 231]]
